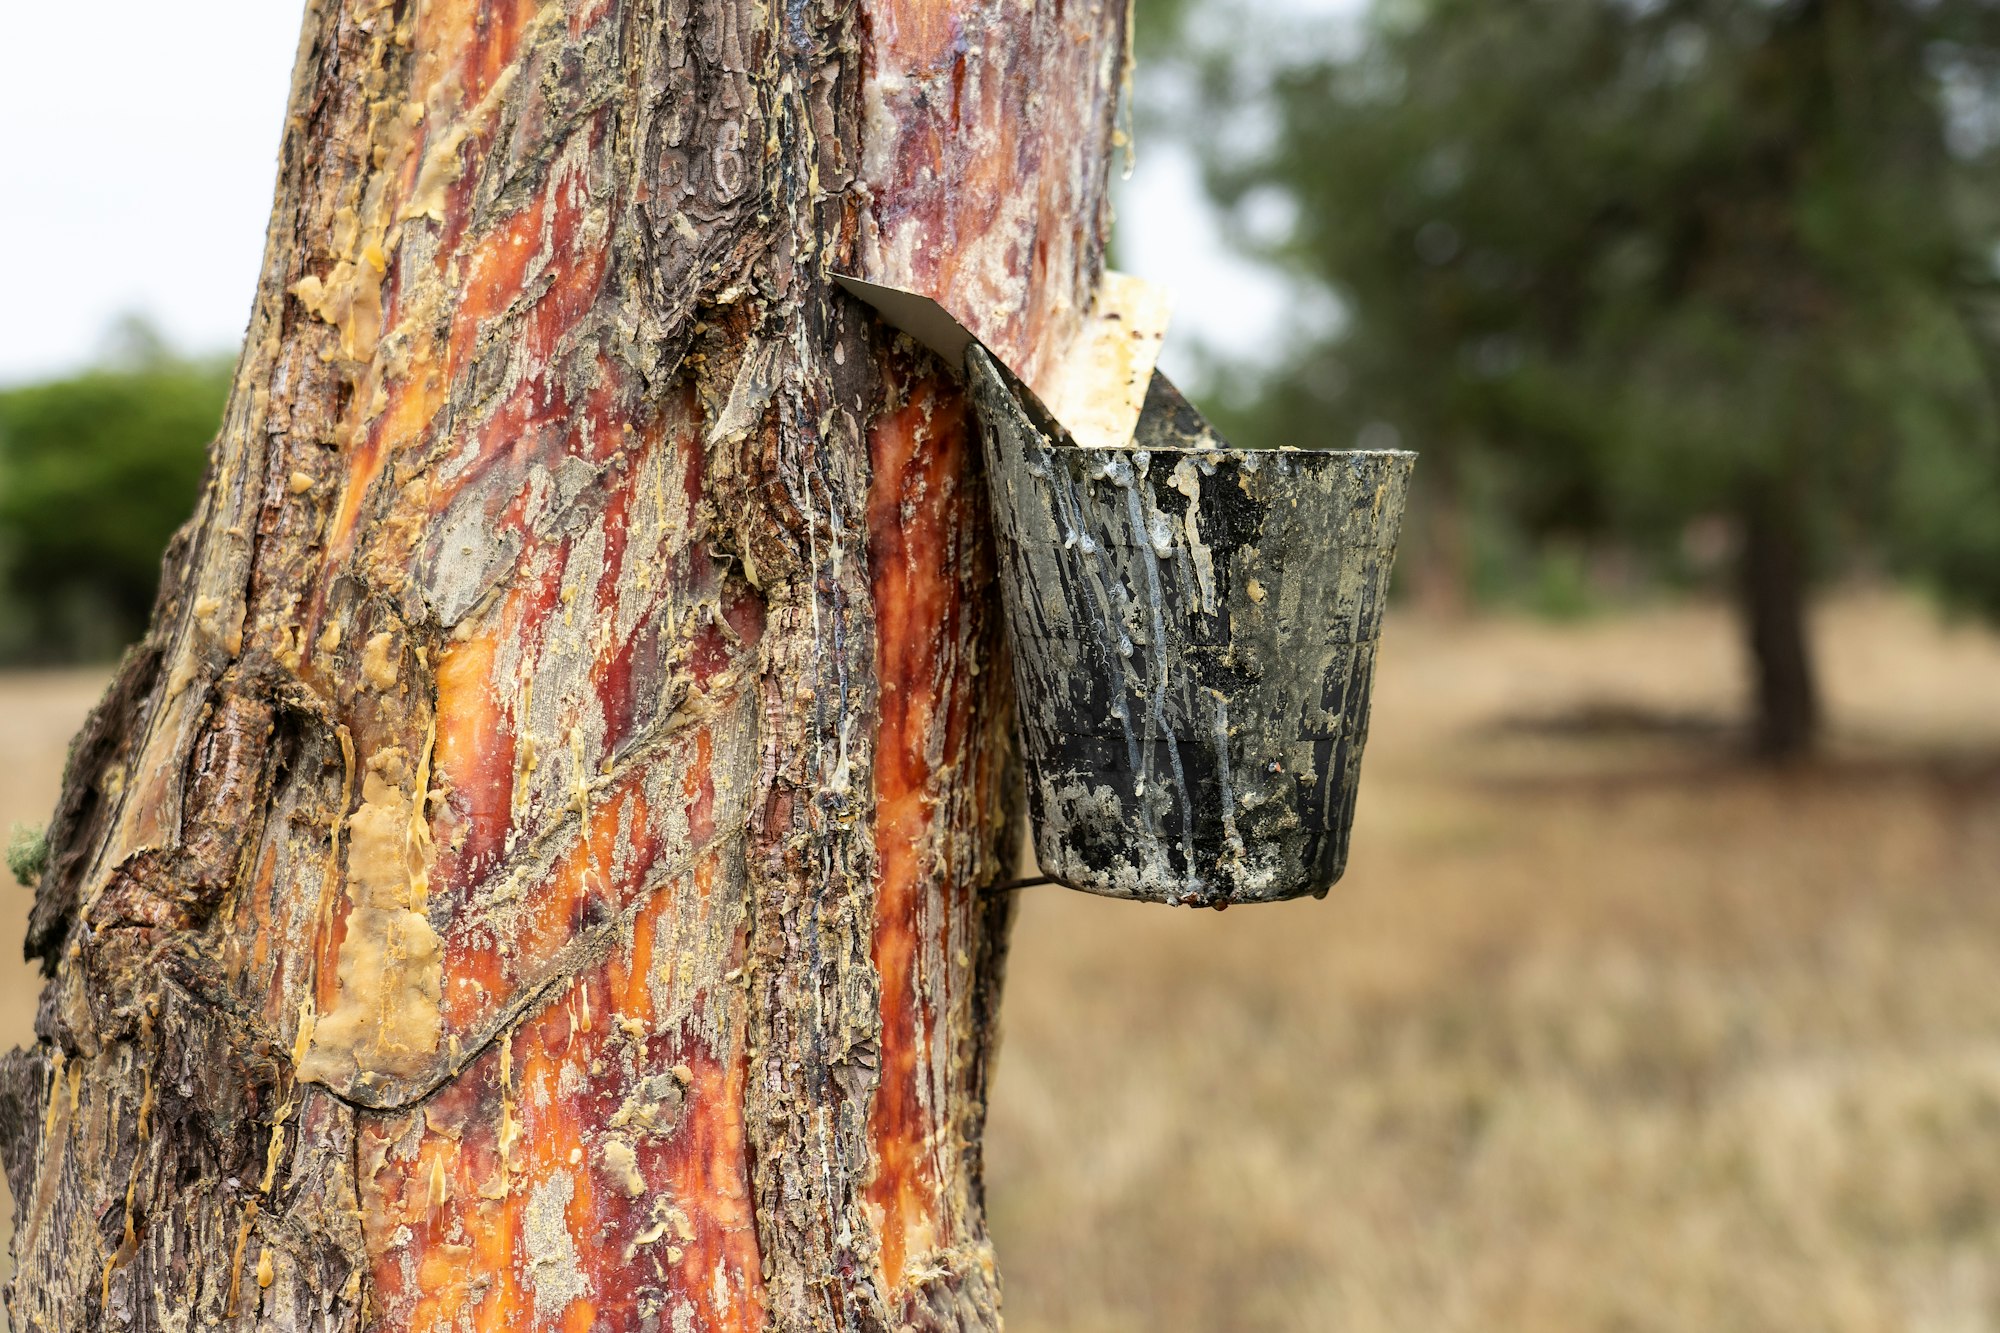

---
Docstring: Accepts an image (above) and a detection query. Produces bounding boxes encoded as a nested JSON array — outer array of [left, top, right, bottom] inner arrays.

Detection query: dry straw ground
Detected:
[[2, 591, 1996, 1330]]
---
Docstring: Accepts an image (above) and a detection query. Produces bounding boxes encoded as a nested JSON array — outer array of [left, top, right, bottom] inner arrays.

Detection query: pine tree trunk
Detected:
[[1738, 473, 1820, 760], [0, 0, 1127, 1326]]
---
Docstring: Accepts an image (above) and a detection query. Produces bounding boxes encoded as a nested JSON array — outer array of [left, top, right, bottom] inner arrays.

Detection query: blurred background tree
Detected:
[[1167, 0, 2000, 757], [12, 0, 2000, 762], [0, 318, 226, 666]]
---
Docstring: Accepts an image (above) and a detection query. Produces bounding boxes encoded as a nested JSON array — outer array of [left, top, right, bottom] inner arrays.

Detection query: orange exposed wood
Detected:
[[853, 0, 1122, 1302], [359, 848, 767, 1330], [865, 366, 981, 1293]]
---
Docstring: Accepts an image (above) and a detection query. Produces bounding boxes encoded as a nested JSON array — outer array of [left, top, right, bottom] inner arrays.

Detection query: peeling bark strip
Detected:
[[0, 0, 1125, 1329]]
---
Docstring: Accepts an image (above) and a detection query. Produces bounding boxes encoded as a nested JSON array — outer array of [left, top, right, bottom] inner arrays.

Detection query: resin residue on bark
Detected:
[[276, 0, 771, 1112], [297, 745, 441, 1085]]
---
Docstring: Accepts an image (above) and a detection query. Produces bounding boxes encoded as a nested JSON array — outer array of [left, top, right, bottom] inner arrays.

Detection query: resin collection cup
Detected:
[[967, 347, 1414, 907]]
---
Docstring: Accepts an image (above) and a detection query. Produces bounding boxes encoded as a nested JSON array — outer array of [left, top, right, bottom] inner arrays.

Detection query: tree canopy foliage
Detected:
[[1175, 0, 2000, 752], [0, 339, 226, 665]]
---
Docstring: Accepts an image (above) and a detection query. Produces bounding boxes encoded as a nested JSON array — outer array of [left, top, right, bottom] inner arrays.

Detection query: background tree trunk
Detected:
[[0, 0, 1127, 1327], [1738, 472, 1820, 760]]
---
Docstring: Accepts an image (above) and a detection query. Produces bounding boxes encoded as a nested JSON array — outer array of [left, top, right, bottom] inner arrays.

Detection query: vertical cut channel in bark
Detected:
[[0, 0, 1127, 1328]]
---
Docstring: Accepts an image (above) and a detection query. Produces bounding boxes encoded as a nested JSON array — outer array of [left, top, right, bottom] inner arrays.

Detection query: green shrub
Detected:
[[0, 355, 229, 664]]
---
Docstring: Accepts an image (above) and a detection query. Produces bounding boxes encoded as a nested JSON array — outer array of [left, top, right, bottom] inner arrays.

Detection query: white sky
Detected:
[[0, 0, 1354, 389], [0, 2, 304, 384]]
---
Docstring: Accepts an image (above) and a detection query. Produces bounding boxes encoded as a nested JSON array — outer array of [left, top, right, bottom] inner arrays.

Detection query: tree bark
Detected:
[[0, 0, 1127, 1327], [1737, 472, 1820, 760]]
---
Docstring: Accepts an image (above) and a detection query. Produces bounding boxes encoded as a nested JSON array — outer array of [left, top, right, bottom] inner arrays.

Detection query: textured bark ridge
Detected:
[[0, 0, 1126, 1328]]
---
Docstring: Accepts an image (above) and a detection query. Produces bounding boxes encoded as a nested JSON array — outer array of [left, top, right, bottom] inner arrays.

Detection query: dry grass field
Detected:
[[990, 591, 2000, 1332], [2, 590, 1997, 1329]]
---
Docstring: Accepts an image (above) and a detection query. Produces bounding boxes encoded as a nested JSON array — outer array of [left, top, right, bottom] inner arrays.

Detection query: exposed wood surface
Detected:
[[0, 0, 1127, 1327]]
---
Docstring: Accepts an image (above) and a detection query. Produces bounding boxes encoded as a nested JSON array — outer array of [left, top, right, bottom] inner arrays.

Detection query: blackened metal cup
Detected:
[[968, 346, 1414, 906]]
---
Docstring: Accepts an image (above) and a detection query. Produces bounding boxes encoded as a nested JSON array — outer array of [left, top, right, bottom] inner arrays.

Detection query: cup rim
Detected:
[[1055, 444, 1419, 461]]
